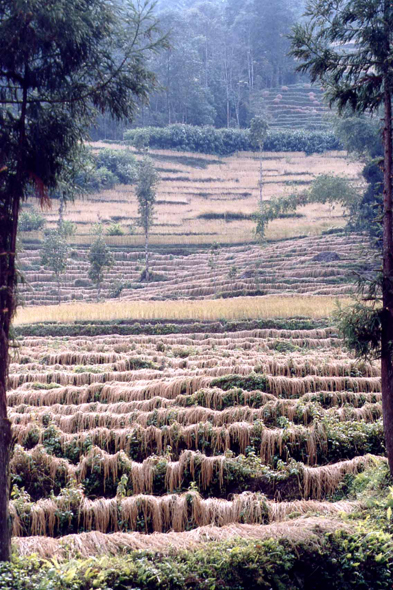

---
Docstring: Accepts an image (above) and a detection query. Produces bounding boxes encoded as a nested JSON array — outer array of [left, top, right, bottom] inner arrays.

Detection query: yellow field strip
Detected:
[[14, 296, 353, 325]]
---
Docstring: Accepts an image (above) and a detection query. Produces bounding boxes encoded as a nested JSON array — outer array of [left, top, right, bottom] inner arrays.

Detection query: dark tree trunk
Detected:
[[381, 84, 393, 475], [145, 231, 150, 282], [259, 152, 263, 207], [0, 192, 19, 561]]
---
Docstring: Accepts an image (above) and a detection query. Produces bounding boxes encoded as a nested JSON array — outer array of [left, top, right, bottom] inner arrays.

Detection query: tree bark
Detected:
[[381, 83, 393, 475], [145, 231, 150, 282], [259, 152, 263, 206], [0, 192, 19, 561]]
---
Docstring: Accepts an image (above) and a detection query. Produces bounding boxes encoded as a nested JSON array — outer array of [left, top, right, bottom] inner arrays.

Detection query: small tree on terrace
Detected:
[[136, 157, 159, 282], [250, 117, 269, 206], [40, 230, 69, 304], [88, 229, 115, 301]]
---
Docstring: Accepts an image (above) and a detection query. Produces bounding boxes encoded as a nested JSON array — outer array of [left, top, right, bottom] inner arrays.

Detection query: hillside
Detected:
[[263, 84, 329, 130], [20, 147, 361, 248], [9, 318, 388, 588], [19, 233, 367, 307]]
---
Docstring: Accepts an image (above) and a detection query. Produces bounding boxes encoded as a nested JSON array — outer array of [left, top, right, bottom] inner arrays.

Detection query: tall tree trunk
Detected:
[[145, 231, 149, 282], [0, 193, 19, 561], [58, 195, 65, 231], [381, 83, 393, 475], [0, 67, 27, 561], [259, 152, 263, 206]]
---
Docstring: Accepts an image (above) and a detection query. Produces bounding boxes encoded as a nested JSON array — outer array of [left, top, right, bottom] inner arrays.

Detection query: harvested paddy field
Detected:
[[18, 232, 368, 307], [21, 147, 362, 247], [9, 319, 386, 558]]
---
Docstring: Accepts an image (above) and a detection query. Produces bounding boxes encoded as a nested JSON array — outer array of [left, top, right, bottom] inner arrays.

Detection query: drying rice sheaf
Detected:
[[9, 328, 386, 558], [11, 491, 361, 537], [13, 518, 352, 559]]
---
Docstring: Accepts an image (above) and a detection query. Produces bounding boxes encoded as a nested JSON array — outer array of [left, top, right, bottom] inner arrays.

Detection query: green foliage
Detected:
[[333, 116, 382, 160], [335, 303, 382, 361], [106, 223, 124, 236], [88, 233, 115, 299], [211, 373, 269, 392], [96, 149, 137, 184], [256, 192, 308, 239], [332, 115, 384, 240], [1, 0, 166, 209], [256, 174, 359, 239], [136, 157, 159, 235], [3, 529, 393, 589], [249, 117, 269, 150], [58, 220, 76, 239], [307, 174, 359, 209], [109, 280, 134, 298], [18, 210, 46, 232], [15, 318, 326, 338], [85, 165, 117, 191], [81, 149, 138, 193], [40, 230, 68, 302], [124, 125, 341, 156]]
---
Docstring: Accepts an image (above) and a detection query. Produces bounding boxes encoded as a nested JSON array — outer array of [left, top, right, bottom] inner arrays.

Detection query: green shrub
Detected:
[[211, 373, 269, 392], [89, 165, 117, 190], [124, 124, 341, 155], [73, 279, 91, 288], [106, 222, 124, 236], [19, 210, 46, 232], [95, 148, 137, 184], [79, 149, 137, 193]]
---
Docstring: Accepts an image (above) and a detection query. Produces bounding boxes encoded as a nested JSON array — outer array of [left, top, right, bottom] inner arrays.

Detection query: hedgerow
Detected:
[[123, 125, 341, 155]]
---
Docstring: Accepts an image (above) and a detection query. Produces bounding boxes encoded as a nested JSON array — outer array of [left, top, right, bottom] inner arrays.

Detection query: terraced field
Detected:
[[9, 320, 385, 558], [19, 233, 368, 306], [20, 147, 362, 248], [263, 84, 329, 130]]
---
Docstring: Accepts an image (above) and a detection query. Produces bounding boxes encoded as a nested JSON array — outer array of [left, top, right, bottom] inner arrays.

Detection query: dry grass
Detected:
[[14, 295, 351, 325], [28, 146, 362, 246], [13, 518, 352, 559]]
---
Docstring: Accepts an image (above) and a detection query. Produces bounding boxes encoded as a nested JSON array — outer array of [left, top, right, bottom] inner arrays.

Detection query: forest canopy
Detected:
[[94, 0, 308, 138]]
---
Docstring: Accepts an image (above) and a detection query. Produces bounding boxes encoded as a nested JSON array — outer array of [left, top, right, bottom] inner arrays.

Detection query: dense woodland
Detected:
[[94, 0, 308, 138]]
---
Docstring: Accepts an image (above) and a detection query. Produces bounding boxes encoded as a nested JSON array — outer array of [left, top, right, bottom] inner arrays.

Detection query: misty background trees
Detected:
[[93, 0, 308, 139]]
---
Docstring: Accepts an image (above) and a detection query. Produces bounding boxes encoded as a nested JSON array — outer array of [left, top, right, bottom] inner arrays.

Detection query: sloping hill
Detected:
[[263, 84, 329, 130]]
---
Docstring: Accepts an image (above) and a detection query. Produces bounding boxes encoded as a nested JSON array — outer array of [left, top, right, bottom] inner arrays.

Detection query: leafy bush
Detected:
[[80, 149, 137, 192], [124, 124, 341, 155], [211, 373, 269, 392], [73, 279, 91, 288], [18, 210, 46, 232], [95, 148, 137, 184], [86, 165, 117, 191], [59, 220, 76, 238], [106, 222, 124, 236]]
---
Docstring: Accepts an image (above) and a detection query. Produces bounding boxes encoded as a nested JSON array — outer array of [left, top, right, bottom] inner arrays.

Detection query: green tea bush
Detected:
[[18, 210, 46, 232], [124, 125, 341, 155]]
